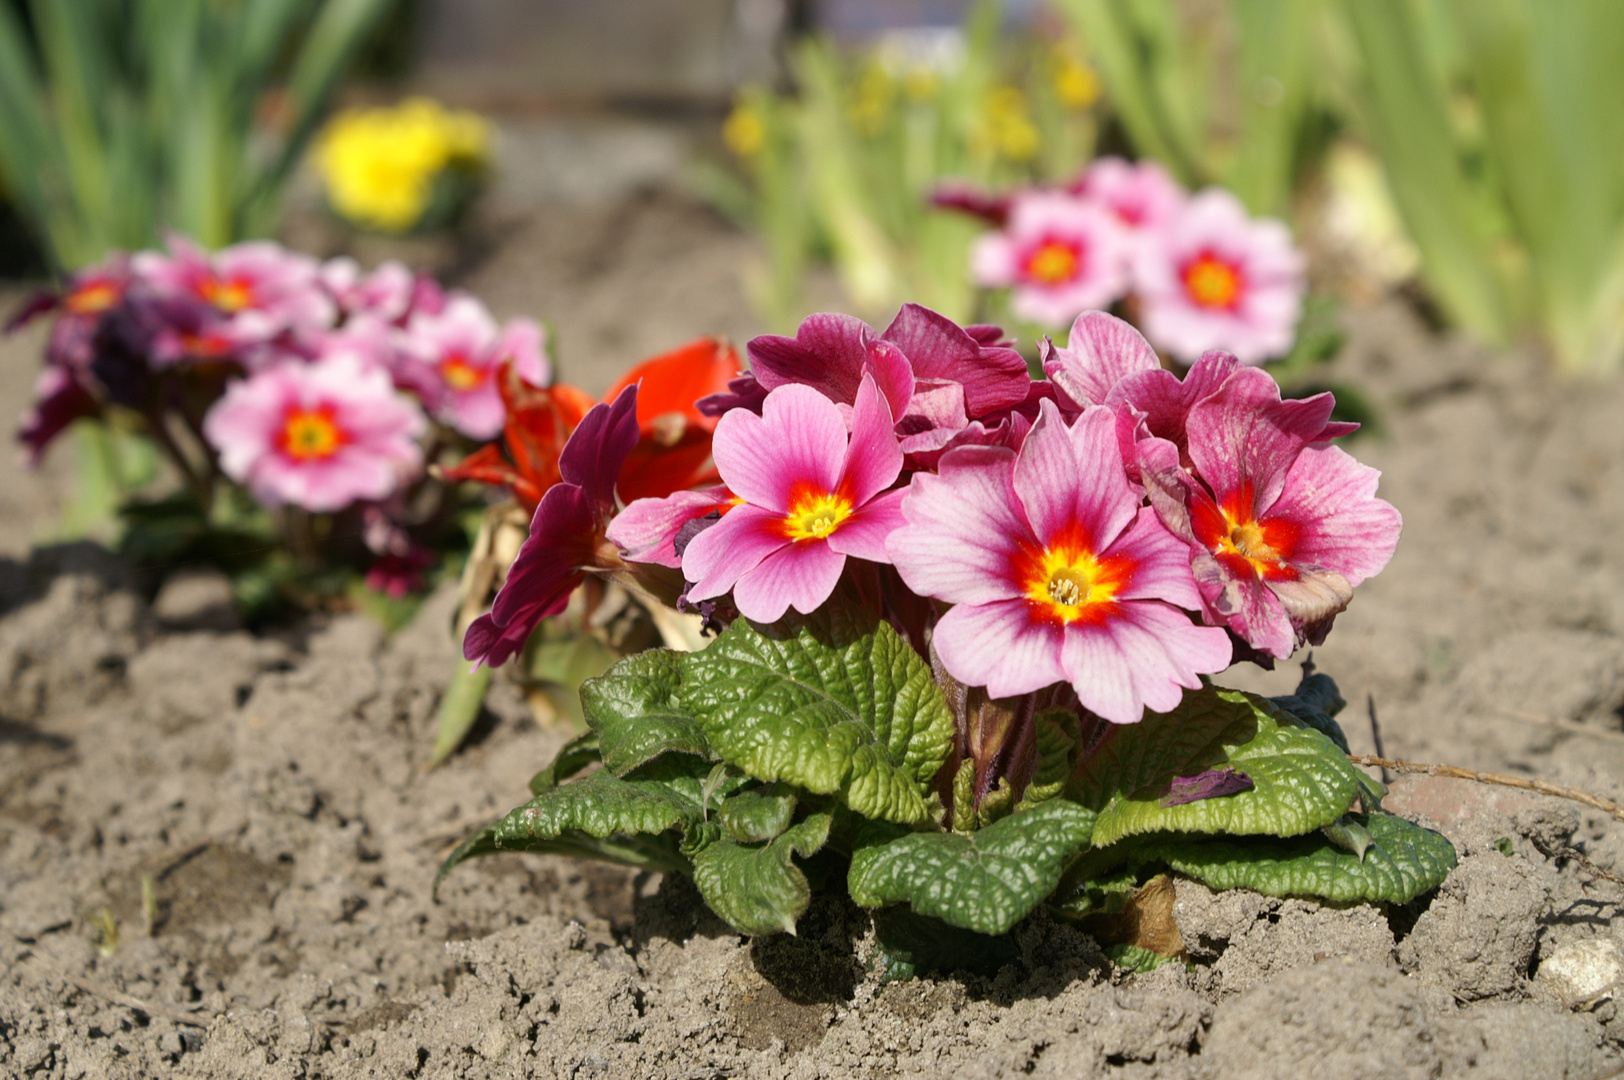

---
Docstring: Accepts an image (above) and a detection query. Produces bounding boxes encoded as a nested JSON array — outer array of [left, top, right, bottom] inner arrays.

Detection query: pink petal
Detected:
[[683, 504, 791, 602], [1105, 507, 1204, 610], [826, 488, 906, 563], [607, 487, 731, 568], [1183, 369, 1329, 518], [880, 302, 1029, 416], [712, 383, 845, 513], [887, 447, 1029, 606], [748, 312, 873, 403], [731, 540, 847, 623], [1013, 403, 1139, 552], [1192, 552, 1295, 658], [1061, 602, 1231, 723], [863, 340, 915, 419], [1042, 311, 1160, 409], [931, 598, 1067, 699], [839, 372, 903, 505], [1267, 443, 1401, 587], [558, 385, 641, 511]]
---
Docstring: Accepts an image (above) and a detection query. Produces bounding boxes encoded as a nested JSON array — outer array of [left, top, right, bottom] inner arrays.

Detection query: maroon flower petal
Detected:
[[1159, 768, 1254, 807]]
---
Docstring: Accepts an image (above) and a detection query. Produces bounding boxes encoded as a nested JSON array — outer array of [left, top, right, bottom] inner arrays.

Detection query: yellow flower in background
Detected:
[[315, 98, 492, 233], [849, 63, 897, 137], [724, 100, 766, 159], [984, 87, 1040, 161], [1053, 47, 1100, 111], [902, 67, 940, 103]]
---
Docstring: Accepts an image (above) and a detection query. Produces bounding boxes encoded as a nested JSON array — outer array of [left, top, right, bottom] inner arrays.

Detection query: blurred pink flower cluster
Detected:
[[13, 236, 549, 517], [944, 157, 1306, 365], [476, 303, 1397, 727]]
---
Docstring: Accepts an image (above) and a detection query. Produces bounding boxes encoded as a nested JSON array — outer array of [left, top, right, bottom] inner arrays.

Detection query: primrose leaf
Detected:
[[582, 650, 712, 775], [1105, 943, 1183, 973], [718, 784, 798, 843], [1073, 685, 1362, 847], [1016, 708, 1081, 811], [680, 611, 954, 824], [848, 800, 1098, 935], [870, 908, 1020, 983], [688, 813, 833, 936], [1140, 812, 1457, 905], [528, 732, 601, 796]]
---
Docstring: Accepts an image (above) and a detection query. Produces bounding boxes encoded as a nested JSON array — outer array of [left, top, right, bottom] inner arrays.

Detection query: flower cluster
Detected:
[[945, 157, 1306, 365], [14, 236, 546, 536], [314, 98, 493, 233], [473, 303, 1397, 729]]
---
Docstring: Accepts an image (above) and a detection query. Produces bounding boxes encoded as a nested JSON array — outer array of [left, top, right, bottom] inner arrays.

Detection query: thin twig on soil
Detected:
[[1366, 694, 1389, 783], [1351, 755, 1624, 823], [65, 975, 209, 1027], [1526, 835, 1624, 889]]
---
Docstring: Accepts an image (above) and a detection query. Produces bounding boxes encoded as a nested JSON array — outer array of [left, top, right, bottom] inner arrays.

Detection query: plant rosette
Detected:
[[437, 303, 1451, 971]]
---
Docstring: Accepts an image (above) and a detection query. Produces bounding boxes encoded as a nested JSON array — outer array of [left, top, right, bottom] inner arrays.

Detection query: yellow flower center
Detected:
[[782, 487, 854, 542], [200, 276, 254, 314], [1024, 241, 1081, 286], [1182, 255, 1242, 309], [66, 281, 119, 315], [439, 354, 488, 392], [280, 409, 345, 462], [1023, 542, 1126, 624]]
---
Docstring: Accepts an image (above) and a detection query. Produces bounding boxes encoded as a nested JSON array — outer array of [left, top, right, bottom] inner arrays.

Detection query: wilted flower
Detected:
[[888, 402, 1231, 724], [683, 376, 906, 624], [400, 295, 548, 440], [1134, 189, 1305, 364], [203, 351, 424, 512], [971, 191, 1131, 327]]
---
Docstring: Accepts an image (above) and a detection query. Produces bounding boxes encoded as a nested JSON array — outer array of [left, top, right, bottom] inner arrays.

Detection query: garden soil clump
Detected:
[[7, 192, 1624, 1077]]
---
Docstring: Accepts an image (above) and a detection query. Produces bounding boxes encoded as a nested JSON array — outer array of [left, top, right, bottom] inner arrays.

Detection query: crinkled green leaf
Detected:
[[1140, 812, 1457, 905], [582, 650, 712, 775], [680, 611, 954, 824], [688, 813, 833, 936], [1016, 708, 1081, 811], [1072, 685, 1362, 847], [718, 784, 797, 843], [848, 800, 1098, 935], [528, 732, 601, 796]]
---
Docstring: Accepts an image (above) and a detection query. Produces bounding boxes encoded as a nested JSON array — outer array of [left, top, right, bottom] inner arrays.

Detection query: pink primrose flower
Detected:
[[402, 295, 549, 439], [464, 387, 641, 668], [743, 305, 1028, 465], [886, 401, 1231, 724], [1133, 189, 1305, 365], [682, 376, 907, 624], [321, 257, 416, 324], [607, 486, 735, 570], [134, 236, 335, 361], [203, 351, 424, 513], [1068, 156, 1185, 235], [1139, 374, 1400, 658], [970, 190, 1131, 328]]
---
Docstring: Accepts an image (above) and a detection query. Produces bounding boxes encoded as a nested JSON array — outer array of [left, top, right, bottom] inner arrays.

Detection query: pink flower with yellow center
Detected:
[[1138, 371, 1400, 657], [1133, 189, 1305, 364], [203, 351, 424, 512], [134, 236, 335, 359], [1067, 156, 1185, 234], [887, 402, 1231, 724], [682, 375, 907, 624], [972, 190, 1130, 327], [401, 295, 548, 439]]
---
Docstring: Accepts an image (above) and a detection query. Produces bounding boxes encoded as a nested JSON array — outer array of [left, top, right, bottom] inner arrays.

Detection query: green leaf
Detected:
[[1071, 685, 1362, 847], [1105, 943, 1182, 974], [427, 658, 494, 768], [1016, 708, 1080, 811], [718, 784, 797, 843], [688, 813, 832, 936], [1141, 812, 1457, 905], [527, 732, 601, 796], [582, 650, 711, 775], [848, 800, 1098, 935], [680, 611, 954, 824]]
